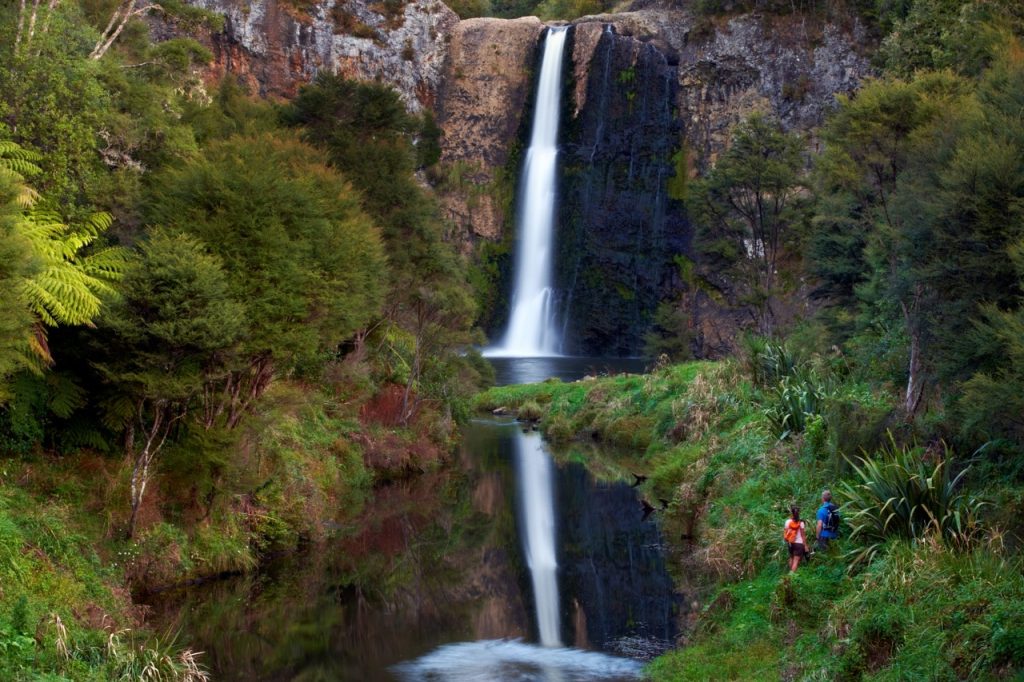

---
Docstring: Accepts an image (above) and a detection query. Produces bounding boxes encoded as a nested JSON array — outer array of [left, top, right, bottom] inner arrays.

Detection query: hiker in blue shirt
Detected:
[[815, 489, 839, 551]]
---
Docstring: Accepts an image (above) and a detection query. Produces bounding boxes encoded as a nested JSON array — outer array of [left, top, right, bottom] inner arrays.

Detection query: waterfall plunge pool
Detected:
[[487, 356, 649, 386]]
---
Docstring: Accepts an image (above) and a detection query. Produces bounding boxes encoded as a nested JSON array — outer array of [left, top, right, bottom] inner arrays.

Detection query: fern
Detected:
[[0, 141, 42, 177], [16, 210, 126, 330], [0, 140, 127, 374], [46, 373, 88, 419]]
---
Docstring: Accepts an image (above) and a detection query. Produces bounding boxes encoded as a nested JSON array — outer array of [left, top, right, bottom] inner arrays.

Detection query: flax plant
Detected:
[[838, 437, 986, 567]]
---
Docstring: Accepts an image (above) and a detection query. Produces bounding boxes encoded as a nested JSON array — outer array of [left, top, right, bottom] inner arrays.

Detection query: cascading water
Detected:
[[487, 26, 568, 358], [515, 429, 562, 648]]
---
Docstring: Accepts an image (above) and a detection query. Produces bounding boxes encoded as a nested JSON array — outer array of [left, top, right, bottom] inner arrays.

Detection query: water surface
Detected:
[[146, 358, 678, 680], [488, 356, 649, 386]]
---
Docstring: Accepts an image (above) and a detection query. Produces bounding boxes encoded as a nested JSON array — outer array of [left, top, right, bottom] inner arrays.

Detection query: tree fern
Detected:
[[0, 141, 42, 176], [0, 140, 127, 393]]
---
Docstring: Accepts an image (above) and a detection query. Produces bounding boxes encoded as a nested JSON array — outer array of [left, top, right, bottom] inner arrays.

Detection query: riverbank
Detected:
[[475, 358, 1024, 680], [0, 379, 455, 679]]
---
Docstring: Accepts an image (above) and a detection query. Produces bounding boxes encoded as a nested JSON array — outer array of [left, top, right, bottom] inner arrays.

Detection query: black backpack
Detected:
[[823, 503, 840, 533]]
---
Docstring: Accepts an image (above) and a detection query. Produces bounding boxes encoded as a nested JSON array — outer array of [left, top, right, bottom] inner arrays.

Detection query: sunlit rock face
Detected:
[[171, 0, 458, 109], [435, 17, 545, 249]]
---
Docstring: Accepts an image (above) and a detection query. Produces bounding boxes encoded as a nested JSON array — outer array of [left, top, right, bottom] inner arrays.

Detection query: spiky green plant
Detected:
[[740, 334, 800, 388], [763, 372, 827, 437], [837, 438, 986, 567]]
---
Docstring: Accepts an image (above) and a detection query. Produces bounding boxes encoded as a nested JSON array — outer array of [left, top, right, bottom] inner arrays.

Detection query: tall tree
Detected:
[[808, 72, 971, 415], [283, 76, 483, 421], [146, 132, 386, 427], [689, 114, 808, 337], [96, 230, 244, 537]]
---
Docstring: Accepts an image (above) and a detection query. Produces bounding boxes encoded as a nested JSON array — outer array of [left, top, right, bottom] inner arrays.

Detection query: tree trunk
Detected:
[[902, 286, 925, 418], [126, 399, 183, 539]]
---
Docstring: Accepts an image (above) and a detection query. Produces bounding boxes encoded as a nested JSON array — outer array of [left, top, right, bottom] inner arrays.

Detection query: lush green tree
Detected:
[[146, 132, 386, 427], [808, 72, 971, 414], [689, 114, 808, 337], [960, 242, 1024, 447], [928, 46, 1024, 445], [0, 4, 109, 212], [879, 0, 1024, 78], [96, 230, 245, 537], [283, 76, 483, 423]]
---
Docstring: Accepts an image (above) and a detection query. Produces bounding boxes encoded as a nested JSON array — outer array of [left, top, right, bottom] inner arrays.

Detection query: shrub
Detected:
[[740, 334, 799, 388], [517, 400, 544, 422], [828, 542, 1024, 680], [838, 439, 986, 567]]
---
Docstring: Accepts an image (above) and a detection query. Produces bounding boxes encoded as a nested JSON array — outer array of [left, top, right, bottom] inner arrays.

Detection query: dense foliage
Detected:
[[0, 0, 1022, 677], [0, 0, 485, 676]]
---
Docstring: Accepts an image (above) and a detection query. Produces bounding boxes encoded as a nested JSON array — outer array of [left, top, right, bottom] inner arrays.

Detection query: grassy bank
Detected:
[[0, 379, 454, 680], [474, 358, 1024, 680]]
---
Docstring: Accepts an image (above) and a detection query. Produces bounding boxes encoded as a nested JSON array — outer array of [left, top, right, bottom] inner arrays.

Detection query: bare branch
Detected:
[[36, 0, 63, 51], [24, 0, 42, 54], [90, 0, 161, 60]]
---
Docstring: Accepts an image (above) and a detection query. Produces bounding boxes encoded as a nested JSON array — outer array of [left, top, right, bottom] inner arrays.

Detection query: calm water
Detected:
[[146, 358, 678, 680], [488, 356, 649, 386]]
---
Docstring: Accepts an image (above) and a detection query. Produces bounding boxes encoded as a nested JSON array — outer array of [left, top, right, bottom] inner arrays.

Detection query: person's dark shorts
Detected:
[[788, 542, 806, 557], [816, 536, 832, 552]]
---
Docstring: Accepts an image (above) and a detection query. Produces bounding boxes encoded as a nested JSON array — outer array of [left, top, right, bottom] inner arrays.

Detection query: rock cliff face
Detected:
[[434, 17, 545, 247], [436, 9, 870, 354], [556, 24, 684, 355], [179, 0, 458, 109]]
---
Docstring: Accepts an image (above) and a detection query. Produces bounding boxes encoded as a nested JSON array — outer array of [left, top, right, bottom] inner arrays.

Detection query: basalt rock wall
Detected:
[[170, 0, 458, 109], [555, 23, 684, 356]]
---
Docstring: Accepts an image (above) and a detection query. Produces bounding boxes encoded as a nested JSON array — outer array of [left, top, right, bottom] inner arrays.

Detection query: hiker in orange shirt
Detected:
[[784, 505, 811, 572]]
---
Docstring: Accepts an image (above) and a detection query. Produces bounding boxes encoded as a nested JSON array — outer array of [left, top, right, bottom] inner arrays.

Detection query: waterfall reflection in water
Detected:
[[391, 639, 642, 682], [514, 429, 562, 648], [146, 413, 677, 680]]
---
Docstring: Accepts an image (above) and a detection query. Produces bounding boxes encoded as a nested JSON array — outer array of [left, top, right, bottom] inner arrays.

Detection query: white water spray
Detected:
[[487, 27, 568, 358], [515, 429, 562, 647]]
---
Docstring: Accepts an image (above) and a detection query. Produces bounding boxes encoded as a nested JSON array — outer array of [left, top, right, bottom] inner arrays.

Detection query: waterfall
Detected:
[[515, 429, 562, 647], [487, 26, 568, 358]]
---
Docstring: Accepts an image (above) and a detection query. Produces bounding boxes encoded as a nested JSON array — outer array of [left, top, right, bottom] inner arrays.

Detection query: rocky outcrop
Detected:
[[575, 9, 870, 166], [178, 0, 458, 109], [434, 17, 545, 247]]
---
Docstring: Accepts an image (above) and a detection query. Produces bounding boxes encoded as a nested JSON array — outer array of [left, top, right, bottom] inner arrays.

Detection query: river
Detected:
[[146, 358, 678, 681]]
